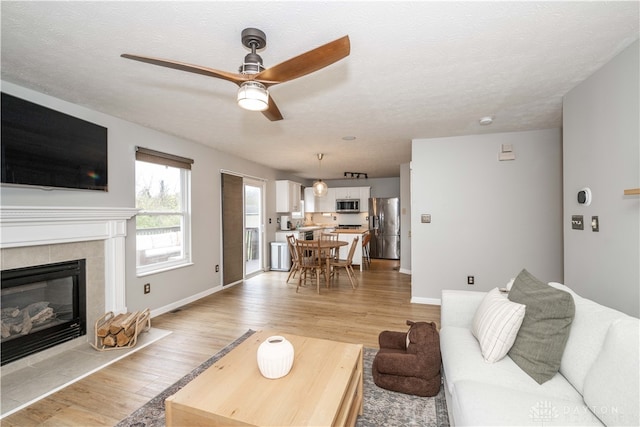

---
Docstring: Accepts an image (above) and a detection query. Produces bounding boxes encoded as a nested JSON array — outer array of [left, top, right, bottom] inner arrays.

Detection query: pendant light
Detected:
[[313, 153, 328, 197]]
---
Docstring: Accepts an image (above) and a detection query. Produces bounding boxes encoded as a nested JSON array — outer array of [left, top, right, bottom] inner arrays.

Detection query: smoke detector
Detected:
[[479, 116, 493, 126]]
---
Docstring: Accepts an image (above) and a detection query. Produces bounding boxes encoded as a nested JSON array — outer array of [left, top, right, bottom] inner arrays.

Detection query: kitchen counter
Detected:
[[331, 228, 369, 235], [332, 229, 369, 271]]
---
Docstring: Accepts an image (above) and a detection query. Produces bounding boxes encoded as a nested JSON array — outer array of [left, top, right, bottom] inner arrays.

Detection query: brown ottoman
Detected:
[[372, 320, 441, 397]]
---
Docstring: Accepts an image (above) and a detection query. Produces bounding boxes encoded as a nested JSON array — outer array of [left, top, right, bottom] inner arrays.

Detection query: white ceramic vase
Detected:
[[257, 335, 294, 379]]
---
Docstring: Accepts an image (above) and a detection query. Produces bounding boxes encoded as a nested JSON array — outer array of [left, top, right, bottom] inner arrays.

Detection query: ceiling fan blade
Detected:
[[121, 54, 248, 85], [262, 95, 283, 121], [255, 35, 350, 86]]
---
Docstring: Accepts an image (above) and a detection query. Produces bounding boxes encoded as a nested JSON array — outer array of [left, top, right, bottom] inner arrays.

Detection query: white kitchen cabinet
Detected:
[[276, 180, 302, 213], [316, 188, 336, 212], [359, 187, 371, 211], [304, 187, 334, 213], [304, 187, 370, 213], [334, 187, 359, 199], [303, 187, 315, 212]]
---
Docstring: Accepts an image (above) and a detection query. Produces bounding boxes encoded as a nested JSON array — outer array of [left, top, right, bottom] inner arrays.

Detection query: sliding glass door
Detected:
[[244, 179, 264, 276]]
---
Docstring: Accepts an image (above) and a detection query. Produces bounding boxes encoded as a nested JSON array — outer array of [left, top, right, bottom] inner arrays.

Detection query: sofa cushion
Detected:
[[508, 269, 575, 384], [440, 326, 583, 402], [583, 317, 640, 426], [450, 380, 604, 426], [549, 282, 630, 394], [472, 287, 526, 362], [441, 290, 486, 328]]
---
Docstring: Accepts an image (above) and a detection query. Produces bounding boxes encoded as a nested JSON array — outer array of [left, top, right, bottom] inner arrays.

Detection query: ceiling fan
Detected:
[[121, 28, 350, 121]]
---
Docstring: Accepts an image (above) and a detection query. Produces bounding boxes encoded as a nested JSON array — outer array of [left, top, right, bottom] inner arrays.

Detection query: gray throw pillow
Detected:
[[508, 269, 575, 384]]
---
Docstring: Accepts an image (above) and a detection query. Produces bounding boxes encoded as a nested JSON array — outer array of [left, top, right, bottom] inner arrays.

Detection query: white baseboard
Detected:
[[399, 268, 411, 275], [150, 285, 224, 318], [411, 296, 441, 305]]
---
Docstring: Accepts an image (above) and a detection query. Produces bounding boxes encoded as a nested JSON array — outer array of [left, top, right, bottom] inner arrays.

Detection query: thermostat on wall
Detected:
[[577, 187, 592, 206]]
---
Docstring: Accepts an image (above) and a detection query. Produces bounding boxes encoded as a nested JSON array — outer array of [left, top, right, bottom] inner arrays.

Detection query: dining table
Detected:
[[298, 239, 348, 288]]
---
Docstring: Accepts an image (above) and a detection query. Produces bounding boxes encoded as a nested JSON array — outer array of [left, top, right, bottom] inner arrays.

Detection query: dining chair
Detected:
[[330, 236, 359, 289], [286, 234, 300, 283], [319, 233, 339, 269], [295, 239, 324, 293], [362, 233, 371, 268]]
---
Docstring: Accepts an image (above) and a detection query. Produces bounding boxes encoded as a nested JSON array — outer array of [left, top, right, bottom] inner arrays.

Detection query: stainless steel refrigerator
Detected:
[[368, 197, 400, 259]]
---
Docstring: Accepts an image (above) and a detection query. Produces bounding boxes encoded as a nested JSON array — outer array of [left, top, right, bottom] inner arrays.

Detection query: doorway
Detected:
[[222, 173, 266, 285], [244, 179, 264, 276]]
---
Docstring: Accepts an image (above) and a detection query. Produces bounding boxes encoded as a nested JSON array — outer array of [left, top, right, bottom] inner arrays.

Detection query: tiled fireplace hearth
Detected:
[[1, 206, 138, 368]]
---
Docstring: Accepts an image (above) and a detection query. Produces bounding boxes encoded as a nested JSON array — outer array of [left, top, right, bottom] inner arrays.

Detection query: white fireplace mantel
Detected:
[[1, 206, 139, 313]]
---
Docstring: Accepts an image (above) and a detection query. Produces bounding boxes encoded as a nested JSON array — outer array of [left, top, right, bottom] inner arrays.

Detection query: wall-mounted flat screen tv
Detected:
[[1, 92, 108, 191]]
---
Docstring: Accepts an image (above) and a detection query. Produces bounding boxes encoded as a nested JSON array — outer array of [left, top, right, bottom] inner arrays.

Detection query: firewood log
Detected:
[[1, 307, 20, 319], [1, 321, 11, 338], [3, 314, 24, 328], [119, 311, 139, 331], [25, 301, 50, 317], [124, 323, 136, 337], [96, 313, 115, 337], [31, 307, 54, 324], [108, 313, 127, 335], [102, 334, 117, 347], [19, 310, 33, 335], [116, 330, 130, 347]]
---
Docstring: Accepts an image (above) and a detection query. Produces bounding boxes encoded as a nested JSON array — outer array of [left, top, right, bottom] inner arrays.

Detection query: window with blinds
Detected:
[[135, 147, 193, 275]]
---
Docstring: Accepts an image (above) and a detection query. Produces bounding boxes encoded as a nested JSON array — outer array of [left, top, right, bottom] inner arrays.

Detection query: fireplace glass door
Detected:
[[1, 259, 86, 365]]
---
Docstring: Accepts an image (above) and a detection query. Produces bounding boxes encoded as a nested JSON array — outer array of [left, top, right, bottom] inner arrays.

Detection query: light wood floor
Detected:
[[3, 260, 440, 426]]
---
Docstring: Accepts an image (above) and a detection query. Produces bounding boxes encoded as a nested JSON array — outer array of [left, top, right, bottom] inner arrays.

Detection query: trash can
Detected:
[[270, 242, 291, 271]]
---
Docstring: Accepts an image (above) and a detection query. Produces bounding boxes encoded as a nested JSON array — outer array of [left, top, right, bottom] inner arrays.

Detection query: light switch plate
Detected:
[[572, 215, 584, 230], [498, 152, 516, 161], [421, 214, 431, 223]]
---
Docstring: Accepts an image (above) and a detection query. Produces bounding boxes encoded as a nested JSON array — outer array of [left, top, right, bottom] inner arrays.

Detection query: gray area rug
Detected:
[[116, 329, 449, 427]]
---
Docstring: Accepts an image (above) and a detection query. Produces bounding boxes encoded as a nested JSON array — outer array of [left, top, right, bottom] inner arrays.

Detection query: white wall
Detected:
[[1, 81, 289, 314], [563, 40, 639, 317], [411, 129, 563, 304]]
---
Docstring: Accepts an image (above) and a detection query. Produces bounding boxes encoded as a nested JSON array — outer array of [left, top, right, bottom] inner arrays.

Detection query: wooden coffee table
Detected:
[[165, 330, 364, 426]]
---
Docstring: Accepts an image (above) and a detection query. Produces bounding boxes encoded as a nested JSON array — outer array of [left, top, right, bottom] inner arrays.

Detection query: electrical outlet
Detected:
[[467, 276, 475, 285], [215, 264, 220, 272], [144, 283, 150, 294]]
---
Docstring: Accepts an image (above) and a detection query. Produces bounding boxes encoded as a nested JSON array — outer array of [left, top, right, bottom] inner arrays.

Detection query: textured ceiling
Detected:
[[1, 1, 638, 179]]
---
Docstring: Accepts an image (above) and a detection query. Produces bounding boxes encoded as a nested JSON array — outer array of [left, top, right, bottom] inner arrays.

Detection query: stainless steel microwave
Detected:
[[336, 199, 360, 213]]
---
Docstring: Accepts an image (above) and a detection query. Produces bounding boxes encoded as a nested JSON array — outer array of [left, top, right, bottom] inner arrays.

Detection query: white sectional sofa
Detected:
[[440, 282, 639, 426]]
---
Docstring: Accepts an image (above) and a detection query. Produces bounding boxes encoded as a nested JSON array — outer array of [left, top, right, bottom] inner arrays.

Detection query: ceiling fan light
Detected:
[[313, 179, 328, 197], [237, 81, 269, 111]]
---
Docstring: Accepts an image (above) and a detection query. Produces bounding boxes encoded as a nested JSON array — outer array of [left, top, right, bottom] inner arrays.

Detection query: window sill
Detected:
[[137, 262, 194, 278]]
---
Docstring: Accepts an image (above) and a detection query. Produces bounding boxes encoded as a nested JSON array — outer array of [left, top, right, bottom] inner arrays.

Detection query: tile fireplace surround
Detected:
[[1, 206, 138, 369]]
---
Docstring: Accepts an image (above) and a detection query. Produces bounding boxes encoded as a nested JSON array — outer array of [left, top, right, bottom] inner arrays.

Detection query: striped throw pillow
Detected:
[[472, 287, 526, 363]]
